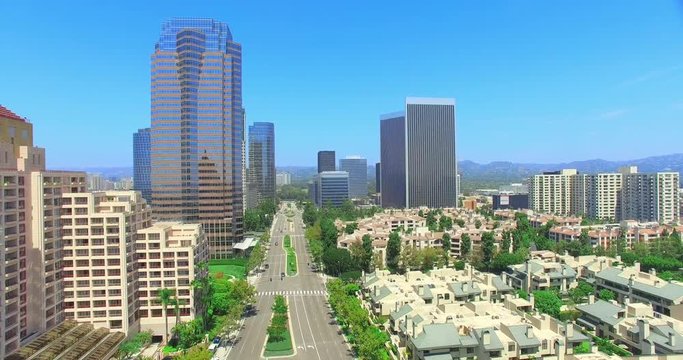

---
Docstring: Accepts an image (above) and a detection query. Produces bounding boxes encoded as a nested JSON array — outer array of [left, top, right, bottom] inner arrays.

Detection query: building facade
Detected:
[[247, 122, 275, 208], [137, 223, 209, 341], [621, 167, 680, 223], [528, 169, 578, 216], [133, 128, 152, 203], [315, 171, 349, 207], [276, 172, 291, 186], [380, 113, 406, 208], [317, 150, 336, 173], [150, 18, 244, 258], [405, 98, 458, 208], [339, 156, 368, 199], [61, 191, 153, 335], [380, 98, 458, 209], [585, 173, 622, 221], [0, 106, 87, 357]]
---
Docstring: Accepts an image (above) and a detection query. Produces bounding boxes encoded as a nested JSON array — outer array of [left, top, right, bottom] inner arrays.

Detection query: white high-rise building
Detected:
[[529, 169, 578, 216], [620, 167, 680, 223], [276, 172, 291, 186]]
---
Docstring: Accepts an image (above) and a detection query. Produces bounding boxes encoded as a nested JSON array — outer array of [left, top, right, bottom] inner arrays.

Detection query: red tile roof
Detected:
[[0, 105, 27, 122]]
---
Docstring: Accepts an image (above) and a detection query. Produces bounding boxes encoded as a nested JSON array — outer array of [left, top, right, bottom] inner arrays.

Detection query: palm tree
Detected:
[[157, 288, 174, 344]]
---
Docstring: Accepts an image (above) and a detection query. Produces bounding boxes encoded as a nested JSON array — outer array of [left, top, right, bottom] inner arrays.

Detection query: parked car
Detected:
[[208, 336, 221, 352]]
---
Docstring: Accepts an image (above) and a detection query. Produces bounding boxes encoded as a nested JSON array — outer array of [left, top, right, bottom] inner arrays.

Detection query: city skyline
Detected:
[[1, 1, 682, 169]]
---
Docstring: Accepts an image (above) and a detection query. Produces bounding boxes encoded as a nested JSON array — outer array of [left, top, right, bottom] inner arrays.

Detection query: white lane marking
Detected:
[[291, 291, 308, 350], [300, 293, 323, 360]]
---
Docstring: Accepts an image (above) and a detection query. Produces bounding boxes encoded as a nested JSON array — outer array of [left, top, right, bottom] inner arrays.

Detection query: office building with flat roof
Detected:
[[133, 128, 151, 203], [317, 150, 336, 173], [315, 171, 349, 207], [340, 156, 368, 199], [247, 122, 275, 207]]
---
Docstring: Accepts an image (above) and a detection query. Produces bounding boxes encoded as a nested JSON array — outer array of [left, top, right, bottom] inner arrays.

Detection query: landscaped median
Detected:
[[264, 295, 294, 357], [284, 235, 298, 276]]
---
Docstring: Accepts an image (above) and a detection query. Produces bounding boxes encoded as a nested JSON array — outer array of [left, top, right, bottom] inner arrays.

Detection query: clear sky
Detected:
[[1, 1, 682, 168]]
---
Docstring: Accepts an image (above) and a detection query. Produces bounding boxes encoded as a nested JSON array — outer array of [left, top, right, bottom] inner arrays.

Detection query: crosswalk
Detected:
[[258, 290, 327, 297]]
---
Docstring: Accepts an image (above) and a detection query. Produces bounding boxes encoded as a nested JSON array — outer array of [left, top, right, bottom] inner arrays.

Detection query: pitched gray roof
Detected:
[[415, 285, 434, 300], [492, 276, 514, 292], [576, 300, 623, 326], [449, 282, 482, 297], [390, 304, 414, 321], [506, 325, 542, 348], [412, 323, 478, 350], [473, 327, 504, 351], [597, 267, 683, 302], [370, 286, 393, 302]]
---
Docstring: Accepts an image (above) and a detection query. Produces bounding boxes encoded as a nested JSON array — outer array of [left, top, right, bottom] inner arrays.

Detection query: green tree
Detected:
[[569, 281, 595, 304], [475, 219, 482, 229], [481, 232, 496, 271], [345, 222, 358, 234], [439, 216, 453, 231], [455, 219, 465, 228], [322, 247, 353, 276], [362, 234, 374, 272], [357, 327, 389, 360], [501, 231, 512, 253], [157, 288, 175, 343], [599, 289, 616, 302], [426, 211, 437, 231], [386, 232, 402, 273], [175, 345, 213, 360], [442, 233, 451, 265], [491, 252, 526, 273], [460, 234, 472, 258], [517, 289, 529, 300], [533, 290, 562, 318]]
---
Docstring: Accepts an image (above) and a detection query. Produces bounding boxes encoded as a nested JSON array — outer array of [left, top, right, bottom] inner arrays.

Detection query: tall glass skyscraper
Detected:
[[317, 150, 336, 173], [150, 18, 244, 258], [247, 122, 275, 207], [133, 128, 151, 202], [339, 156, 367, 199]]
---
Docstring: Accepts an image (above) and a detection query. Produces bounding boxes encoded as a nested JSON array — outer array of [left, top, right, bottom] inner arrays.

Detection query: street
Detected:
[[221, 204, 354, 360]]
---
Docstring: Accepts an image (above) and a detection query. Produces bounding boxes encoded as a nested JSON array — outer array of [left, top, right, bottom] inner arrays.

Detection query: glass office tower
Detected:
[[150, 18, 244, 258], [247, 122, 275, 207], [133, 128, 151, 202]]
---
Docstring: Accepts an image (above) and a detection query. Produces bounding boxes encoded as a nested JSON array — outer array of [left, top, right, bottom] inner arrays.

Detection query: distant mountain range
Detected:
[[68, 154, 683, 185], [459, 153, 683, 184]]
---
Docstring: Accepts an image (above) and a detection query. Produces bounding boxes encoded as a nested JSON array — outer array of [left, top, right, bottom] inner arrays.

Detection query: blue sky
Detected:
[[1, 1, 682, 168]]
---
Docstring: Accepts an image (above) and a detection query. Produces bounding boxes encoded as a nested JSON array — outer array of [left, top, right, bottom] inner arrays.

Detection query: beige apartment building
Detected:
[[0, 106, 87, 358], [529, 169, 577, 216], [61, 191, 152, 335], [530, 167, 680, 223], [137, 222, 208, 339], [585, 173, 622, 221]]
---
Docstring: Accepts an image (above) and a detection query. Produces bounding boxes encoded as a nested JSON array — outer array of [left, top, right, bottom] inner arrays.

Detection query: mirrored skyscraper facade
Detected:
[[247, 122, 275, 207], [150, 18, 244, 258], [133, 128, 151, 202]]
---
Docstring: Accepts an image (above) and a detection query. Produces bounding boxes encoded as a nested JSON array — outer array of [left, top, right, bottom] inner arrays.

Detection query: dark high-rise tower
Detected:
[[247, 122, 275, 207], [375, 162, 381, 194], [150, 18, 244, 258], [133, 128, 151, 202], [317, 150, 336, 173], [380, 97, 457, 208], [380, 113, 406, 208]]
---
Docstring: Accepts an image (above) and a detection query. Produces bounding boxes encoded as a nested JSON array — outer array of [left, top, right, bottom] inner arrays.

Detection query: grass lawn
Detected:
[[163, 345, 179, 354], [209, 258, 247, 279], [283, 236, 297, 276], [264, 329, 293, 357]]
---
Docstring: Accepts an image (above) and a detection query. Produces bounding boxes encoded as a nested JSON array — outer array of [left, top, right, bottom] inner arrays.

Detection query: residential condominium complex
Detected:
[[0, 105, 87, 358], [339, 156, 368, 199], [150, 18, 244, 258], [380, 97, 458, 208], [133, 128, 152, 203], [529, 167, 680, 223], [361, 268, 613, 360], [61, 191, 152, 335], [315, 171, 349, 207], [247, 122, 275, 208]]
